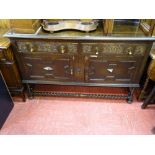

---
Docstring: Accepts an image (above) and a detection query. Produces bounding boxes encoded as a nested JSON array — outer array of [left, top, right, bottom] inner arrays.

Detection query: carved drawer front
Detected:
[[16, 41, 78, 54], [84, 56, 139, 84], [20, 54, 75, 82], [81, 43, 148, 56]]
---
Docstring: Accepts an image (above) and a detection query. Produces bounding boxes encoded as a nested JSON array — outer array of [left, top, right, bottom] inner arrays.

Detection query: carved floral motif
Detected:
[[82, 43, 146, 55], [17, 41, 78, 53]]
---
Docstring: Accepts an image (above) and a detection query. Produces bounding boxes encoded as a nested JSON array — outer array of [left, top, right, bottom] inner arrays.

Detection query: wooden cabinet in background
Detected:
[[103, 19, 114, 34], [9, 19, 41, 34], [139, 45, 155, 108], [103, 19, 155, 36], [0, 38, 25, 101], [139, 19, 155, 36]]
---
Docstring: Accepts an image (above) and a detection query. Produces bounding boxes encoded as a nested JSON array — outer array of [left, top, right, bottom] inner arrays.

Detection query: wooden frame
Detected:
[[9, 19, 41, 34], [103, 19, 155, 36], [139, 19, 155, 36], [103, 19, 114, 34]]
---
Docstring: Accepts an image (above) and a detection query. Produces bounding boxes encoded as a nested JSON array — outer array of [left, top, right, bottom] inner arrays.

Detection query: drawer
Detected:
[[81, 43, 148, 56], [16, 41, 78, 54]]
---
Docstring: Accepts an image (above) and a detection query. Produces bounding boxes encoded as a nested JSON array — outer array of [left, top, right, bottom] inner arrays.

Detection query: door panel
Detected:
[[20, 54, 75, 82], [84, 56, 139, 84]]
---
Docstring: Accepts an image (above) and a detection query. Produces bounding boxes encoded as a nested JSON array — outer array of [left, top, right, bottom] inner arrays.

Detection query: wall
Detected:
[[0, 19, 10, 29]]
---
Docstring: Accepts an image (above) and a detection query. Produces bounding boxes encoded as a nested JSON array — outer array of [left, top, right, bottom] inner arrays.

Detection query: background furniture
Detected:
[[140, 47, 155, 108], [9, 19, 41, 34], [139, 19, 155, 36], [0, 37, 25, 101], [0, 71, 14, 129], [103, 19, 155, 36]]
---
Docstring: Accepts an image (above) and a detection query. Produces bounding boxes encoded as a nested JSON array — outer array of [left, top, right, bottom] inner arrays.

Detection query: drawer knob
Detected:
[[30, 47, 34, 52], [70, 68, 73, 75], [128, 51, 133, 55], [95, 47, 99, 55], [127, 48, 133, 55], [60, 45, 65, 54]]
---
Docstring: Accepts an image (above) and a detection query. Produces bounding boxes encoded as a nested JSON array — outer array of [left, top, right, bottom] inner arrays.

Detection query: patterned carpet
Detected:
[[0, 86, 155, 135]]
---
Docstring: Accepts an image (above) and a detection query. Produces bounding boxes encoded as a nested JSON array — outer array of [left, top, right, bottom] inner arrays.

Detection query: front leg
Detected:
[[127, 87, 135, 103], [141, 85, 155, 109], [138, 77, 150, 100], [26, 83, 33, 99]]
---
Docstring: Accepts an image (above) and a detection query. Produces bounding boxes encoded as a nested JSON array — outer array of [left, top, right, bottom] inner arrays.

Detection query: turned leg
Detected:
[[127, 87, 135, 103], [26, 83, 33, 99], [21, 86, 26, 102], [141, 85, 155, 109], [22, 92, 26, 102], [138, 76, 150, 100]]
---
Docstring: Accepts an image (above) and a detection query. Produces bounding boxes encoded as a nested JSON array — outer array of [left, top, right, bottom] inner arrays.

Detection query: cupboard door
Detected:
[[20, 54, 75, 82], [84, 56, 140, 84]]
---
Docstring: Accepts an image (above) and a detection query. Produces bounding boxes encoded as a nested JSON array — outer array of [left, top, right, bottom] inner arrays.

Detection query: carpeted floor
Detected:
[[0, 86, 155, 135]]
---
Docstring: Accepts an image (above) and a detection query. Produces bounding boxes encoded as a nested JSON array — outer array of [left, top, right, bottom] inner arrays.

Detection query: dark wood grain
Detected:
[[0, 45, 25, 101], [8, 37, 152, 103]]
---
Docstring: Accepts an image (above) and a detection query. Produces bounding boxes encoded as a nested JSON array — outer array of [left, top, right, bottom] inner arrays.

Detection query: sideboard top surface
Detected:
[[4, 24, 155, 41]]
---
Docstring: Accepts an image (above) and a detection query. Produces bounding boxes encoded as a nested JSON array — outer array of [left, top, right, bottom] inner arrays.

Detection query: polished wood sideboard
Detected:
[[7, 38, 153, 102], [4, 20, 155, 103]]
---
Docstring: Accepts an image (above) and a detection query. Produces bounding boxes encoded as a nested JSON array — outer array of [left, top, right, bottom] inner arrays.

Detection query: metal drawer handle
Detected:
[[90, 55, 98, 58], [107, 68, 113, 73], [70, 68, 73, 75], [30, 47, 34, 52], [60, 45, 65, 54], [95, 47, 99, 55], [43, 67, 53, 71], [128, 51, 133, 55], [64, 65, 73, 75], [26, 63, 32, 67], [127, 48, 133, 55]]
